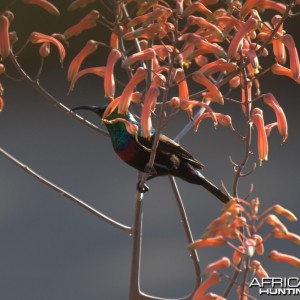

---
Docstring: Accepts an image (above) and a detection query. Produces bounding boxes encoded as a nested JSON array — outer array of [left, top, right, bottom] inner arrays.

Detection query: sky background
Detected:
[[1, 1, 300, 299]]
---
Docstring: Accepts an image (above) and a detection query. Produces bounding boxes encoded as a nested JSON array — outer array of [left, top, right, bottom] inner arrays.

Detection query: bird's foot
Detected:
[[137, 181, 149, 193], [144, 164, 157, 176]]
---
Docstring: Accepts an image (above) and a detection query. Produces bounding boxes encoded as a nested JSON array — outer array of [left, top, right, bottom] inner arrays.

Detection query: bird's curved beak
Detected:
[[71, 105, 106, 118]]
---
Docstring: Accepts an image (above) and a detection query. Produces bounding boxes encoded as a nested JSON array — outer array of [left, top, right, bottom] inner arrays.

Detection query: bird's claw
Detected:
[[137, 181, 149, 193], [144, 164, 157, 176]]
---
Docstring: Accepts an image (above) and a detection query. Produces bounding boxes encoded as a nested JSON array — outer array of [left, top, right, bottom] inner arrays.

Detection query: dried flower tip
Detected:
[[265, 214, 288, 234], [188, 236, 226, 250], [273, 204, 297, 222], [22, 0, 60, 16], [0, 16, 10, 59], [269, 250, 300, 267]]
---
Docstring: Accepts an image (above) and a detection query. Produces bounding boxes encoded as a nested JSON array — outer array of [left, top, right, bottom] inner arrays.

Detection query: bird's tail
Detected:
[[191, 170, 230, 204]]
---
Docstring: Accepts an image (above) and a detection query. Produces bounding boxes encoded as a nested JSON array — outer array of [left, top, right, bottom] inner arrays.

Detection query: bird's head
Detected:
[[71, 105, 107, 118]]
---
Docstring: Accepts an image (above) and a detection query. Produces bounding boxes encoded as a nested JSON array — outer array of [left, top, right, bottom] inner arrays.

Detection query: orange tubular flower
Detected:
[[271, 63, 300, 83], [110, 29, 119, 49], [189, 236, 226, 250], [273, 228, 300, 245], [63, 10, 100, 39], [186, 40, 227, 60], [187, 16, 224, 41], [256, 0, 287, 15], [118, 67, 147, 114], [271, 15, 286, 64], [204, 257, 231, 274], [182, 1, 214, 20], [199, 59, 237, 76], [265, 214, 288, 234], [141, 87, 160, 139], [29, 32, 66, 65], [104, 118, 138, 135], [232, 246, 245, 266], [123, 23, 161, 40], [0, 96, 4, 112], [70, 66, 106, 92], [174, 69, 189, 101], [179, 99, 217, 121], [252, 108, 268, 164], [192, 272, 220, 300], [67, 40, 98, 82], [103, 92, 142, 119], [263, 93, 288, 143], [67, 0, 96, 11], [142, 8, 172, 28], [207, 212, 232, 230], [281, 34, 300, 80], [0, 16, 10, 59], [236, 285, 249, 300], [194, 112, 232, 131], [228, 17, 258, 59], [269, 250, 300, 267], [104, 49, 122, 99], [22, 0, 60, 15], [273, 204, 297, 222], [251, 260, 269, 278], [122, 48, 155, 69], [240, 0, 260, 17], [192, 72, 224, 105]]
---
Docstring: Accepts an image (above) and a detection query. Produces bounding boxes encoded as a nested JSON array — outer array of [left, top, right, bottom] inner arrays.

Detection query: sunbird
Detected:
[[72, 105, 230, 204]]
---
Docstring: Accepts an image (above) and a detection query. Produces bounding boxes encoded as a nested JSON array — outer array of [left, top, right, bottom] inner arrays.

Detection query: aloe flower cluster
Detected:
[[61, 0, 299, 165], [1, 0, 300, 299], [189, 198, 300, 299]]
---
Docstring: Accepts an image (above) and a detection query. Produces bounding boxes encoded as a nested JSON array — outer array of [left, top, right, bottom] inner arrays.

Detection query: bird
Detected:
[[72, 105, 230, 204]]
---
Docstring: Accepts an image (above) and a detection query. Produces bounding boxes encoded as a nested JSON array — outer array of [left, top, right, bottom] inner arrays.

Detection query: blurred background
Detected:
[[1, 1, 300, 299]]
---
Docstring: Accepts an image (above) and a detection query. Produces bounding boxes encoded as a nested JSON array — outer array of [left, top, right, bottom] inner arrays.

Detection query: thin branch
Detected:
[[168, 176, 201, 287], [9, 53, 109, 137], [0, 148, 132, 234]]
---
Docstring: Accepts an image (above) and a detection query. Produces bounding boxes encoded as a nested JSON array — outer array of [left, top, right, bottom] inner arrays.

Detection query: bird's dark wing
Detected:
[[137, 133, 204, 171]]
